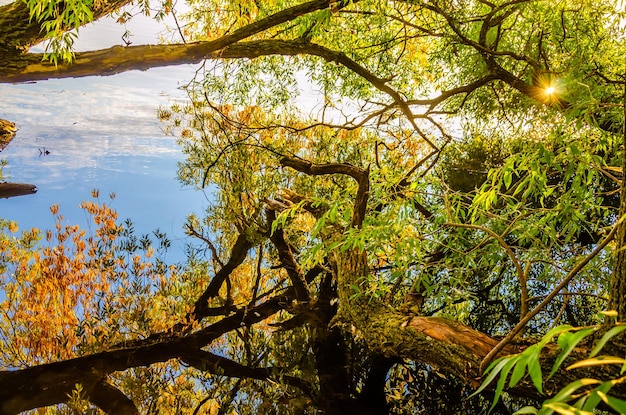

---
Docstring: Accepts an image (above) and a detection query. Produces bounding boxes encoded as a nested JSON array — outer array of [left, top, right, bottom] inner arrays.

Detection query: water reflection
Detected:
[[0, 9, 204, 261]]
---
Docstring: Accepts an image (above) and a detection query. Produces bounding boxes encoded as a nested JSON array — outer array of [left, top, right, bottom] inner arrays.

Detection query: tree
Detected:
[[0, 0, 624, 413]]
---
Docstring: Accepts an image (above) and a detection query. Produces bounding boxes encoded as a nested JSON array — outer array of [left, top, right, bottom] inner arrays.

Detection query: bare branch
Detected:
[[189, 233, 255, 322], [280, 157, 370, 228], [266, 209, 311, 302], [444, 222, 528, 319], [181, 349, 313, 395]]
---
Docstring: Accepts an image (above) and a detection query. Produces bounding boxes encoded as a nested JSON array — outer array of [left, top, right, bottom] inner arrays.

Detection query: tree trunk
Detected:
[[332, 249, 624, 402], [609, 84, 626, 320], [0, 0, 130, 58]]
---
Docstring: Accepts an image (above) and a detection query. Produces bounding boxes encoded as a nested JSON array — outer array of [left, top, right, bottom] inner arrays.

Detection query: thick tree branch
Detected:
[[280, 157, 370, 228], [0, 0, 334, 82], [89, 379, 139, 415], [189, 232, 254, 322], [266, 209, 311, 302], [181, 349, 313, 395], [356, 355, 399, 413], [0, 35, 440, 150], [0, 294, 289, 414], [0, 182, 38, 199], [406, 75, 498, 111]]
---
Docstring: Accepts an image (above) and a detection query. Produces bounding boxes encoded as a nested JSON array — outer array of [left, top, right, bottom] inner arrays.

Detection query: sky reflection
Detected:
[[0, 8, 206, 262], [0, 2, 324, 262], [0, 67, 208, 262]]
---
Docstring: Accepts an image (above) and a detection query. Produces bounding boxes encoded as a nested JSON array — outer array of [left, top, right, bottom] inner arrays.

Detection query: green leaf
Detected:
[[589, 325, 626, 357], [509, 353, 531, 387], [542, 402, 594, 415], [597, 391, 626, 414], [550, 327, 596, 378], [528, 353, 544, 394], [328, 204, 338, 221], [567, 356, 626, 370], [469, 356, 513, 398], [548, 378, 601, 405], [541, 325, 575, 345], [514, 407, 538, 415], [581, 380, 615, 411], [490, 356, 518, 413], [504, 170, 513, 189]]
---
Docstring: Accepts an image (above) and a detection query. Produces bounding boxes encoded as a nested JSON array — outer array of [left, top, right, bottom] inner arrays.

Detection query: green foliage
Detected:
[[3, 0, 626, 412], [475, 322, 626, 414], [25, 0, 94, 64]]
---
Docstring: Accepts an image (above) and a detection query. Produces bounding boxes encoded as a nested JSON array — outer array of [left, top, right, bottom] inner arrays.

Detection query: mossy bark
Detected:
[[332, 248, 624, 399]]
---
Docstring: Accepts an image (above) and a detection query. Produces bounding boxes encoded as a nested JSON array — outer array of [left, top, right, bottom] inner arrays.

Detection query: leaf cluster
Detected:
[[475, 321, 626, 414]]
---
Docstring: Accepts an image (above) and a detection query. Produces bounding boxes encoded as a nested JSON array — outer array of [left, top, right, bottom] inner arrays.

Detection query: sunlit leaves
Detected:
[[474, 323, 626, 414], [0, 194, 184, 364], [11, 0, 625, 411], [25, 0, 94, 64]]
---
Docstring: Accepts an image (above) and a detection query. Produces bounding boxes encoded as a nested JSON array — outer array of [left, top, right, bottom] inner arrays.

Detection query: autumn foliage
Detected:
[[0, 193, 175, 362]]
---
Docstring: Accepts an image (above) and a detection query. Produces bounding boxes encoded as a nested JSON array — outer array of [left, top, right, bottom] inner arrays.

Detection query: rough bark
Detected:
[[279, 156, 624, 405], [329, 248, 625, 403]]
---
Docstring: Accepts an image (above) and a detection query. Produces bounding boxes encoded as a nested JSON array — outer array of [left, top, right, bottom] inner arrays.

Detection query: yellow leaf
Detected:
[[567, 356, 626, 370]]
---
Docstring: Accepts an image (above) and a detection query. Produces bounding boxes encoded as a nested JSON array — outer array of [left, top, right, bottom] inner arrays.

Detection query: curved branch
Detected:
[[280, 157, 370, 228], [266, 209, 311, 302], [0, 36, 437, 150], [280, 157, 366, 181], [406, 74, 498, 111], [444, 222, 528, 319], [181, 349, 313, 395], [89, 379, 139, 415], [189, 232, 255, 322]]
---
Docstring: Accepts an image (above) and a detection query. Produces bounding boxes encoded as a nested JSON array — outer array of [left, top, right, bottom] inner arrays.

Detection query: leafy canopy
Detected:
[[1, 0, 625, 413]]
